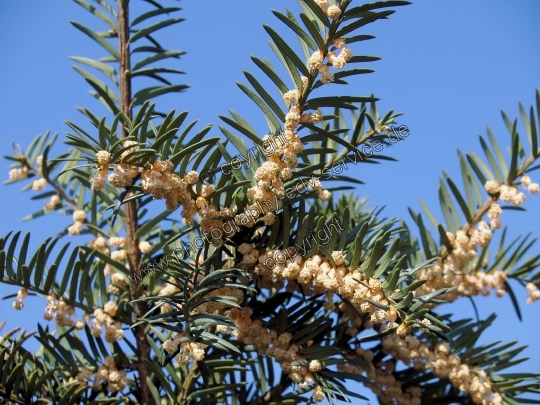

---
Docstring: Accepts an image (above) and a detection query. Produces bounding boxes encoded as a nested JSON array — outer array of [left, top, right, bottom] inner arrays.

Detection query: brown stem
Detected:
[[117, 2, 154, 404], [247, 376, 291, 405], [180, 361, 199, 404]]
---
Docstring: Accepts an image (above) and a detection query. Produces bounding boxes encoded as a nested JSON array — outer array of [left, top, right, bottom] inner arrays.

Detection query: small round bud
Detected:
[[396, 323, 411, 337]]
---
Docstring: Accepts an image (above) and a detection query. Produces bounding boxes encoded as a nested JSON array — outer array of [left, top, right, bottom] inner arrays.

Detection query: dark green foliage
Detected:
[[1, 0, 540, 404]]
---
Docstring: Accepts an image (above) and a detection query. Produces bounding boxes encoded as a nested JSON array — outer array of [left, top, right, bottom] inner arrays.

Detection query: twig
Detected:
[[117, 1, 154, 404]]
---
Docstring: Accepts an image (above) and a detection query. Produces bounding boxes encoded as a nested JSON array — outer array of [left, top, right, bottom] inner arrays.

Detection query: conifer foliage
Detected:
[[2, 1, 540, 404]]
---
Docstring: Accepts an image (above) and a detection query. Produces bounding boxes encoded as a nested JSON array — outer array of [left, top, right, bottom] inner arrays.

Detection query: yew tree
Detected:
[[1, 1, 540, 404]]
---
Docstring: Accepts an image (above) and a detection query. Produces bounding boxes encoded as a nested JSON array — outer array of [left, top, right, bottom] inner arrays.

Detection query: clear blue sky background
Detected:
[[0, 0, 539, 402]]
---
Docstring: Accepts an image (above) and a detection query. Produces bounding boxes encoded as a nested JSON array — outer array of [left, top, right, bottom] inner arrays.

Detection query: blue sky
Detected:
[[0, 0, 539, 401]]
